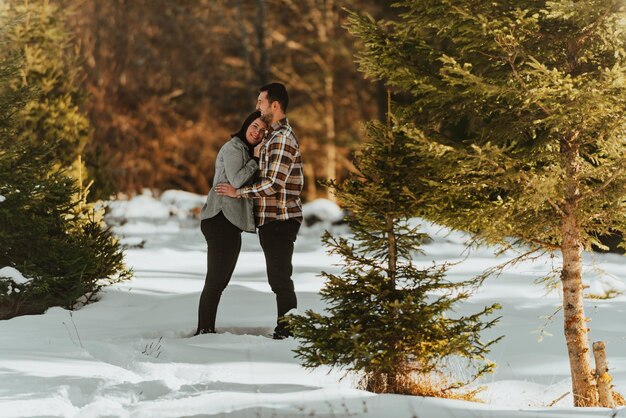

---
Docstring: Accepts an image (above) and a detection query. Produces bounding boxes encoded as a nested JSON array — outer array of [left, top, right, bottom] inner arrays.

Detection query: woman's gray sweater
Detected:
[[200, 136, 258, 232]]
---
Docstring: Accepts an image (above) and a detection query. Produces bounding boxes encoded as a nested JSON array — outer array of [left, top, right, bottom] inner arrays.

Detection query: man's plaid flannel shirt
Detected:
[[237, 118, 303, 227]]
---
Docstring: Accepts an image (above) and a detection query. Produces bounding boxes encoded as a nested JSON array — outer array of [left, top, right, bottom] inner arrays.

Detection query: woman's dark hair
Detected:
[[232, 110, 262, 141], [260, 82, 289, 112]]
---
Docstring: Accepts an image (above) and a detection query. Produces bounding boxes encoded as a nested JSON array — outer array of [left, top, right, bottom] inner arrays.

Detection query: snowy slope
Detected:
[[1, 192, 625, 417]]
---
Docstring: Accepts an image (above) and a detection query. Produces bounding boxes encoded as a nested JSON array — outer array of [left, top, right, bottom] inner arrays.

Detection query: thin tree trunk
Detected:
[[376, 81, 388, 122], [91, 0, 101, 84], [255, 0, 269, 85], [323, 79, 337, 201], [235, 0, 252, 82], [561, 132, 598, 407], [386, 214, 397, 287], [593, 341, 616, 408], [302, 160, 317, 200], [385, 89, 396, 288], [562, 211, 597, 406], [321, 0, 336, 200]]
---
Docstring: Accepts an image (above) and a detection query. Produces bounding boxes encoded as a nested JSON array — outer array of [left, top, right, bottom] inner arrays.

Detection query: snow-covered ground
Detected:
[[1, 190, 626, 417]]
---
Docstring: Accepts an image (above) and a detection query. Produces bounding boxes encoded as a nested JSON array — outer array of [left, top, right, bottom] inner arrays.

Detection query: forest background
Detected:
[[59, 0, 395, 200]]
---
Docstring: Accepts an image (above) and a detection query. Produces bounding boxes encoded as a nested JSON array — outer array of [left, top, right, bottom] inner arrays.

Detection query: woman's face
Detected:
[[245, 118, 267, 145]]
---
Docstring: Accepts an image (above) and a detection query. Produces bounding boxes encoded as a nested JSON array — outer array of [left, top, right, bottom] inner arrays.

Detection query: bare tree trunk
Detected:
[[255, 0, 269, 85], [235, 0, 252, 82], [115, 0, 129, 88], [321, 0, 336, 200], [302, 160, 317, 201], [561, 132, 598, 407], [593, 341, 616, 408], [562, 212, 597, 406], [90, 0, 101, 84], [323, 76, 336, 190], [386, 214, 397, 287], [376, 80, 388, 122], [385, 89, 396, 288]]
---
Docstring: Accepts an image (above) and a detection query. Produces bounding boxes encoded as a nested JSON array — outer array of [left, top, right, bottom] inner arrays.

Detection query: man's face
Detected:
[[256, 91, 273, 123]]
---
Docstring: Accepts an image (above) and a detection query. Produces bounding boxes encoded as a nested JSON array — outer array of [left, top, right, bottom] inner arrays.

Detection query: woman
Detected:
[[195, 111, 267, 335]]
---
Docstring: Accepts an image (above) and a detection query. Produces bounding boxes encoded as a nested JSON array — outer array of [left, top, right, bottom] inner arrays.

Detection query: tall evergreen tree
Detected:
[[0, 17, 131, 320], [289, 118, 501, 395], [348, 0, 626, 406]]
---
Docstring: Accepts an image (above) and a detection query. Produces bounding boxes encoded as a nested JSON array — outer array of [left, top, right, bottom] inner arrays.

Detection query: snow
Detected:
[[302, 198, 345, 224], [105, 189, 205, 224], [105, 189, 172, 221], [0, 266, 32, 285], [585, 275, 626, 299], [159, 189, 206, 218], [114, 220, 182, 236], [0, 267, 32, 296], [1, 193, 625, 417], [119, 236, 146, 249]]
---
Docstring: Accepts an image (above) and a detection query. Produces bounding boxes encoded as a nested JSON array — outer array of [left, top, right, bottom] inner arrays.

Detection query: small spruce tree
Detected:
[[347, 0, 626, 406], [289, 118, 501, 396]]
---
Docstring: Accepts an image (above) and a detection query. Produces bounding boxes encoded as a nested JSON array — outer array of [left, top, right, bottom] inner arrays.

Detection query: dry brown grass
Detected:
[[360, 367, 484, 402], [612, 390, 626, 406], [359, 365, 626, 407]]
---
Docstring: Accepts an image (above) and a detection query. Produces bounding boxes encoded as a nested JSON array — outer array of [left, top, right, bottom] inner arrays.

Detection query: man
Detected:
[[215, 82, 303, 340]]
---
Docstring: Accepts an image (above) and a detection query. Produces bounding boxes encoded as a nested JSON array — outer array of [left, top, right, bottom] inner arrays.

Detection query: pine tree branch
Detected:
[[337, 152, 361, 175], [476, 247, 546, 283], [527, 237, 561, 251], [465, 147, 564, 218], [518, 171, 565, 217], [454, 4, 553, 118], [575, 4, 616, 52], [580, 165, 624, 201], [507, 54, 552, 117]]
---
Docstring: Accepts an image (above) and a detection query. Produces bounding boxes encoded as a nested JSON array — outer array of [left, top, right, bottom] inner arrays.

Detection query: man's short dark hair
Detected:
[[260, 82, 289, 113]]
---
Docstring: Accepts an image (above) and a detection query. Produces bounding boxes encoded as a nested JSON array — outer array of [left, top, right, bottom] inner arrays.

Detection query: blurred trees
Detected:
[[69, 0, 230, 198], [65, 0, 391, 200]]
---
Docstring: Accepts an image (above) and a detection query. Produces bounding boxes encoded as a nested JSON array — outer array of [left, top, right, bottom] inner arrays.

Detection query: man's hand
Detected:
[[215, 183, 238, 198]]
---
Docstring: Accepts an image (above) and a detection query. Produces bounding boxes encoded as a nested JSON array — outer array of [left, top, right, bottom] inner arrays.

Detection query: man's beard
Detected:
[[261, 111, 273, 124]]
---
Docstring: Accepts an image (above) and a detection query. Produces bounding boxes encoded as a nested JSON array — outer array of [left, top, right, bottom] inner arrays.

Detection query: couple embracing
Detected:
[[195, 83, 303, 340]]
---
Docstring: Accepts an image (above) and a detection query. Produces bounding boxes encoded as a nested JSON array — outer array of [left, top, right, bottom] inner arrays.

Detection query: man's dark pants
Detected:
[[258, 219, 300, 335]]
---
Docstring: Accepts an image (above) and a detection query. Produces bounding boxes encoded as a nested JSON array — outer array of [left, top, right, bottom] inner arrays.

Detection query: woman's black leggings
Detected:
[[196, 211, 242, 334]]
